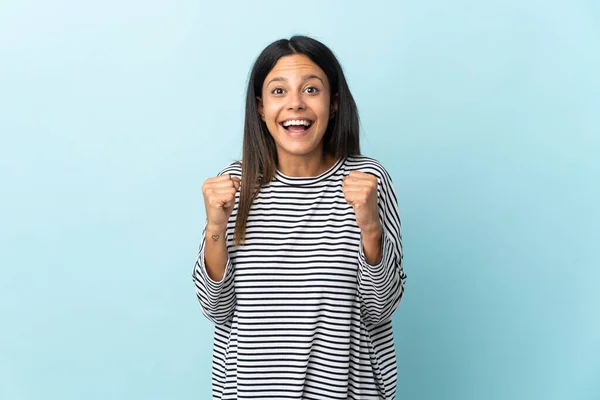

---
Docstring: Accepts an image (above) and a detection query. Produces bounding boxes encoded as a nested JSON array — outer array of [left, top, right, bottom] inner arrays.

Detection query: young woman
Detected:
[[193, 35, 406, 400]]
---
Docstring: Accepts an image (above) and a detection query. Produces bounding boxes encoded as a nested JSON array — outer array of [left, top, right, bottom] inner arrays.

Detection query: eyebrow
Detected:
[[266, 74, 324, 86]]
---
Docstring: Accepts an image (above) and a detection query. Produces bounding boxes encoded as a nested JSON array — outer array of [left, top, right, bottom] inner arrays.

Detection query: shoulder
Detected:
[[344, 154, 393, 183], [216, 160, 243, 179]]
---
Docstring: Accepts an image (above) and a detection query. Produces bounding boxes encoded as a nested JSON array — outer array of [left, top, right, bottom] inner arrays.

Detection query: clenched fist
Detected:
[[202, 174, 241, 230], [342, 171, 382, 234]]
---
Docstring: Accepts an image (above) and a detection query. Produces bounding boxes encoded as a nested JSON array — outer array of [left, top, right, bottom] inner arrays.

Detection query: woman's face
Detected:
[[258, 54, 337, 161]]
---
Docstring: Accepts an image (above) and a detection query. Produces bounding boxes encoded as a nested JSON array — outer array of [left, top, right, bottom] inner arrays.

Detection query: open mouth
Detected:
[[280, 119, 314, 135]]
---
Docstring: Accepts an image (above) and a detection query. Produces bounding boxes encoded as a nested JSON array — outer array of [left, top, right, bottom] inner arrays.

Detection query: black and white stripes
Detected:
[[193, 155, 406, 399]]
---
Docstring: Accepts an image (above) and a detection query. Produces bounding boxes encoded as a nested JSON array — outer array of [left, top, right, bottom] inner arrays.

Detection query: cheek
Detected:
[[262, 102, 280, 121], [262, 105, 281, 135], [313, 103, 332, 129], [314, 98, 332, 119]]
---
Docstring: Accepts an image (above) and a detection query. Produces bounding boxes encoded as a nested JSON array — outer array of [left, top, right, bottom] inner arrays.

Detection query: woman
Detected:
[[193, 35, 406, 400]]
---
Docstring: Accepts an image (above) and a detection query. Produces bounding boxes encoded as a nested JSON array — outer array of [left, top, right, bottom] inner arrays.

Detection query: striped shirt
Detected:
[[193, 155, 406, 399]]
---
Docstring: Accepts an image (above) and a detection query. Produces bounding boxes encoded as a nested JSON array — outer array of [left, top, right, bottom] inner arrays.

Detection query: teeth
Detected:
[[283, 119, 311, 127]]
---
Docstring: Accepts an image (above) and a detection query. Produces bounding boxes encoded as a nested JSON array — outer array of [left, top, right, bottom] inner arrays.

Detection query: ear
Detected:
[[330, 93, 339, 119], [256, 96, 265, 121]]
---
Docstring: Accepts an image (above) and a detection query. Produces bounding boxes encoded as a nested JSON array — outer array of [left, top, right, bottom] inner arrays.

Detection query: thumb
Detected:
[[231, 176, 241, 191]]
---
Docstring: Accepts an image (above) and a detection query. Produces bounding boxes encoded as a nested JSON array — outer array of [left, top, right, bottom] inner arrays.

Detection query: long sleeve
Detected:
[[357, 167, 406, 326], [192, 223, 237, 325]]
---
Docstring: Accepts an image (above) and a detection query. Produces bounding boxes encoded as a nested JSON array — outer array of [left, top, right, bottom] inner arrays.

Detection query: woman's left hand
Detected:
[[342, 171, 382, 235]]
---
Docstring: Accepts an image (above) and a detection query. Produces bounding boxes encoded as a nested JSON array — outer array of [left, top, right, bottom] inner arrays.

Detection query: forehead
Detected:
[[266, 54, 326, 80]]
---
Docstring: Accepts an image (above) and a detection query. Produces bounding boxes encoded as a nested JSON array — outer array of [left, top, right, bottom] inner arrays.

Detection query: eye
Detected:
[[271, 87, 285, 95], [305, 86, 319, 94]]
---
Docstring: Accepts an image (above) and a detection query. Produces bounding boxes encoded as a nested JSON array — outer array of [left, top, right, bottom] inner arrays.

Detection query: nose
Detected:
[[286, 91, 305, 111]]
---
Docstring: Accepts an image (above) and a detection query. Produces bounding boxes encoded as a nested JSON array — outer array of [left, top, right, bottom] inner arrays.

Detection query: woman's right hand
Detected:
[[202, 174, 241, 230]]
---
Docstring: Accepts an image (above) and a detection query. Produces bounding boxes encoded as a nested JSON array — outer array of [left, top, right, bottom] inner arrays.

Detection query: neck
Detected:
[[277, 150, 336, 178]]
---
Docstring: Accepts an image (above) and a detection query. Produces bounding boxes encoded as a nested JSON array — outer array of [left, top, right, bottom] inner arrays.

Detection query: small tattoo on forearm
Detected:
[[211, 234, 220, 242]]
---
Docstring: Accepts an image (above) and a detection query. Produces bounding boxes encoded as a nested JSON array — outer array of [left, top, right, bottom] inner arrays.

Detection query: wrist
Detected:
[[206, 222, 227, 234]]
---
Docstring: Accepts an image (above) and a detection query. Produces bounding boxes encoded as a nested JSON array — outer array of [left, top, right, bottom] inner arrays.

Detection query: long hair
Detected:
[[233, 35, 361, 246]]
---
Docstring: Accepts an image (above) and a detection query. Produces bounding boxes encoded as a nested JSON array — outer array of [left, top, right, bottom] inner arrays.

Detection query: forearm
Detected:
[[361, 226, 383, 265], [204, 223, 229, 282], [192, 222, 236, 325]]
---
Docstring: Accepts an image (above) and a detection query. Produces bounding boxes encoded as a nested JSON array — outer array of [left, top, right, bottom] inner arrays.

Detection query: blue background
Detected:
[[1, 0, 599, 399]]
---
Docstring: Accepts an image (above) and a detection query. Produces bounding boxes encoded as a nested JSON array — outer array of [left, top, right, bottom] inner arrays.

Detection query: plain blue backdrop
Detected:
[[1, 0, 598, 399]]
